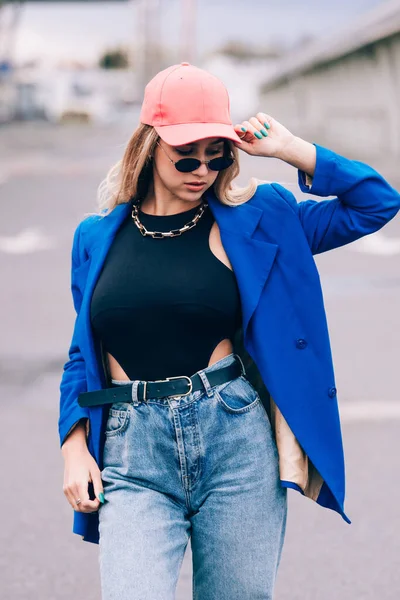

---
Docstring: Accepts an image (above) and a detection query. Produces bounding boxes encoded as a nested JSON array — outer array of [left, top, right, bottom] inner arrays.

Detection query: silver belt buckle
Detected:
[[166, 375, 193, 399], [143, 375, 193, 401]]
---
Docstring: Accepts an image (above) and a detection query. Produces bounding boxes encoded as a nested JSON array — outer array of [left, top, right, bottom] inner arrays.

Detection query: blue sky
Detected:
[[3, 0, 387, 65]]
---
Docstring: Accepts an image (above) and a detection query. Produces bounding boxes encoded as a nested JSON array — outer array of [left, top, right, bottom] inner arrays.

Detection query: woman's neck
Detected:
[[140, 188, 203, 216]]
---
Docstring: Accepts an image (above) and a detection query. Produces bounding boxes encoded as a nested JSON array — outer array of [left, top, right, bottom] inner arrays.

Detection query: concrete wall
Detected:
[[258, 33, 400, 164]]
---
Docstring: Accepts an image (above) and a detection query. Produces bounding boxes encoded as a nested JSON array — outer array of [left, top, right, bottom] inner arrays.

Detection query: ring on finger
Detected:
[[76, 498, 82, 505]]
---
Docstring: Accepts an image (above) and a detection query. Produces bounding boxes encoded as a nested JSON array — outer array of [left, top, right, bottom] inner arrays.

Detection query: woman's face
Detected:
[[152, 136, 226, 203]]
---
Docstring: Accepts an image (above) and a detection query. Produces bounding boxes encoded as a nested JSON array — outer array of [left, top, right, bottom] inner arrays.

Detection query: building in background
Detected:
[[0, 64, 139, 124], [202, 42, 283, 124], [259, 0, 400, 167], [0, 60, 16, 122]]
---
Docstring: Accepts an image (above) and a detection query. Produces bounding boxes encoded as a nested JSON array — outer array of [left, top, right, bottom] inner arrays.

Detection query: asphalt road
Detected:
[[1, 120, 400, 600]]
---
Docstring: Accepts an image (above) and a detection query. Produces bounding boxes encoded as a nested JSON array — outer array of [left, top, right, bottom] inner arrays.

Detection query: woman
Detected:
[[59, 63, 400, 599]]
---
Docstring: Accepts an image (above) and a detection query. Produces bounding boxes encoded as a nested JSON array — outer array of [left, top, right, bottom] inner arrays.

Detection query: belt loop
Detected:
[[131, 381, 140, 406], [198, 370, 213, 398], [233, 353, 246, 377]]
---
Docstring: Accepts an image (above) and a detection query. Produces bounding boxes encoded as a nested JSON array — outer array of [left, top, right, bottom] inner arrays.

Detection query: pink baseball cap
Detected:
[[139, 62, 243, 146]]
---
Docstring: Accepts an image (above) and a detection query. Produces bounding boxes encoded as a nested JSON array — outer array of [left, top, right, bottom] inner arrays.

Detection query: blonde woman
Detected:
[[59, 62, 400, 599]]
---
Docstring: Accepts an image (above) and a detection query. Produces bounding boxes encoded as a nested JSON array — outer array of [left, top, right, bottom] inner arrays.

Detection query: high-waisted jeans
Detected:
[[98, 353, 287, 600]]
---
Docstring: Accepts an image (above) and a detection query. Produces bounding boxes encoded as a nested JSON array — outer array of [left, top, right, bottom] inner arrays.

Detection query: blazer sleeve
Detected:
[[271, 144, 400, 255], [58, 221, 90, 449]]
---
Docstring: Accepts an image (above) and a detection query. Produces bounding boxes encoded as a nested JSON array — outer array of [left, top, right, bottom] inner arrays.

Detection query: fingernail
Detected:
[[99, 492, 105, 504], [260, 128, 268, 137], [241, 127, 247, 132], [254, 132, 263, 139], [264, 122, 271, 129]]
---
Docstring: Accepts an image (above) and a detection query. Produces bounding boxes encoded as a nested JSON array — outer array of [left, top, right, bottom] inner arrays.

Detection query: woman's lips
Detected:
[[184, 183, 206, 191]]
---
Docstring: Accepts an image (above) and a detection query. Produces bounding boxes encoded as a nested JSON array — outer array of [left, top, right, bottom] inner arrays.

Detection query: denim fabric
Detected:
[[98, 353, 287, 599]]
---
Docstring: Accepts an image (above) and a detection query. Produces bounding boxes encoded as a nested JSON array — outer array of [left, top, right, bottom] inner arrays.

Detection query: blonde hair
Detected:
[[96, 123, 260, 215]]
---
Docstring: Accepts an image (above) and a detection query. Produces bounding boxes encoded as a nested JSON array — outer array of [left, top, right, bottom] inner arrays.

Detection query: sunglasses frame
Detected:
[[155, 141, 235, 173]]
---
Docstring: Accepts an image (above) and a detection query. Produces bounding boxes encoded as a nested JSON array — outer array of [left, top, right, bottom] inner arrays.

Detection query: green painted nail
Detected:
[[254, 131, 263, 139], [264, 122, 271, 129], [99, 492, 105, 504], [241, 127, 247, 132], [260, 128, 268, 137]]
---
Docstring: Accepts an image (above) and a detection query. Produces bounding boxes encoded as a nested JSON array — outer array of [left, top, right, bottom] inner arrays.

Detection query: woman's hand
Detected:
[[233, 112, 295, 159], [62, 426, 105, 513], [233, 112, 317, 176]]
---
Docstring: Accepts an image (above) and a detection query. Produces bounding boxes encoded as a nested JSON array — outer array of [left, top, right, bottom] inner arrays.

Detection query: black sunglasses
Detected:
[[156, 141, 235, 173]]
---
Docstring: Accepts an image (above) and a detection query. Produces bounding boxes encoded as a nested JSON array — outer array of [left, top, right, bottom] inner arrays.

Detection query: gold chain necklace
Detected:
[[131, 200, 208, 239]]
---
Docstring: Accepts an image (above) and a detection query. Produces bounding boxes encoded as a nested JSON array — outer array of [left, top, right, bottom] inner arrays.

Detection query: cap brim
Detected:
[[154, 122, 243, 146]]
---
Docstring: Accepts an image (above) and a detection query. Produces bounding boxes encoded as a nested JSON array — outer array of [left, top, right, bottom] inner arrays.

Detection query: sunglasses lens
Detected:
[[175, 158, 201, 173], [208, 156, 234, 171], [174, 156, 234, 173]]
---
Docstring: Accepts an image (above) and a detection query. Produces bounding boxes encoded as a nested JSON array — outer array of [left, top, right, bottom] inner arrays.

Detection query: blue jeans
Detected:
[[99, 353, 287, 599]]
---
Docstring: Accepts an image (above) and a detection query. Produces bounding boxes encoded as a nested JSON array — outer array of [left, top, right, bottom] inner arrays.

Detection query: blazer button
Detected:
[[296, 338, 307, 349], [328, 387, 337, 398]]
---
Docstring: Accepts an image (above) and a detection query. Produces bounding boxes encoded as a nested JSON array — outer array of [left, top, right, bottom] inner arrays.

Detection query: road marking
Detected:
[[349, 231, 400, 256], [340, 400, 400, 423], [0, 229, 54, 254]]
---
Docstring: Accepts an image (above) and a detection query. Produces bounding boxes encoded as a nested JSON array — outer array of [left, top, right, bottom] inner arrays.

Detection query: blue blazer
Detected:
[[59, 144, 400, 543]]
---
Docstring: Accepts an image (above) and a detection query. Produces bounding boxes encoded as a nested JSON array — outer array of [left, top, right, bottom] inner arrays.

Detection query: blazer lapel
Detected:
[[206, 189, 278, 345]]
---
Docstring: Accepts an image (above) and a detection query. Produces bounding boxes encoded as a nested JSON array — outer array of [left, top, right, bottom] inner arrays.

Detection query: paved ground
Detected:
[[1, 119, 400, 599]]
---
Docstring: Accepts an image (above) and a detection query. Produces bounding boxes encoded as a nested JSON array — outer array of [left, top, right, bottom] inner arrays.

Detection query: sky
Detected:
[[0, 0, 388, 66]]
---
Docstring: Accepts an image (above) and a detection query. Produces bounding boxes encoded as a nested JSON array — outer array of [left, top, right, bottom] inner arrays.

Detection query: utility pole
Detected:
[[0, 0, 23, 64], [181, 0, 197, 64], [137, 0, 163, 93]]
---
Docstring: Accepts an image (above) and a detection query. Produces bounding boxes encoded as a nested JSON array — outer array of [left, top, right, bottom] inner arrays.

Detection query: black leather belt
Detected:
[[78, 358, 243, 407]]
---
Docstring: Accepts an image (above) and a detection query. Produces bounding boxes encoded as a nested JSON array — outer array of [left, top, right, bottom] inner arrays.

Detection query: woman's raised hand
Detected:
[[233, 112, 296, 159]]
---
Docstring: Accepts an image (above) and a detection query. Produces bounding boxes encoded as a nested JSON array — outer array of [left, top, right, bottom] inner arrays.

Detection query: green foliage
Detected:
[[99, 48, 130, 69]]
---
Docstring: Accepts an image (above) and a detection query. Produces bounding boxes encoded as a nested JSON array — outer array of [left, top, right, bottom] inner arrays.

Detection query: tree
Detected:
[[99, 47, 130, 69]]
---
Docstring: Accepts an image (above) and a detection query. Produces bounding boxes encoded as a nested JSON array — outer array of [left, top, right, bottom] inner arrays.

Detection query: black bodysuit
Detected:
[[90, 200, 242, 381]]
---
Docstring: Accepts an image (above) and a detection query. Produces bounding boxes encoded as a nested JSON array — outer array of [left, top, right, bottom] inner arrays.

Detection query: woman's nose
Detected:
[[191, 162, 209, 176]]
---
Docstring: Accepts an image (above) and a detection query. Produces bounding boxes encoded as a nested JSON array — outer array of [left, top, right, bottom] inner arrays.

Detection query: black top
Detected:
[[90, 200, 242, 381]]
